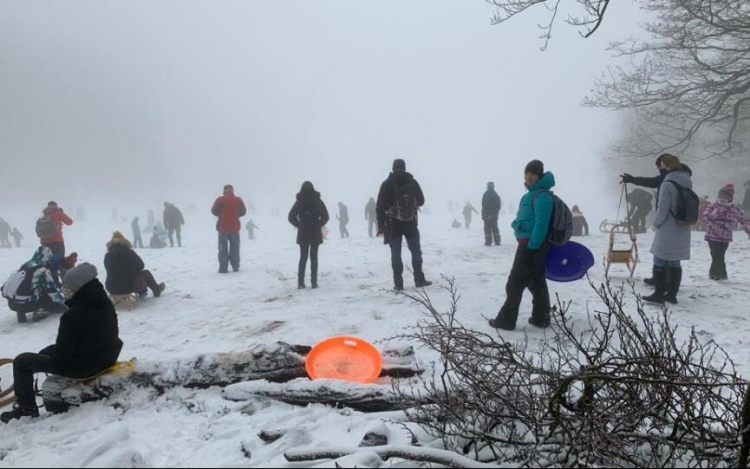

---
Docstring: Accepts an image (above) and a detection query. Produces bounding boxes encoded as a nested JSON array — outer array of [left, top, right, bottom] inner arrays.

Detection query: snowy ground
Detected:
[[1, 212, 749, 467]]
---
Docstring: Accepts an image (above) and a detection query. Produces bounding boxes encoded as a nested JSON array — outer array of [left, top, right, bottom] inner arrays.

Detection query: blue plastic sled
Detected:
[[546, 241, 595, 283]]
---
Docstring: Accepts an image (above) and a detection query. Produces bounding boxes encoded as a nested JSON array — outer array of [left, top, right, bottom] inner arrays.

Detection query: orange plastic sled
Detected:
[[305, 336, 383, 384]]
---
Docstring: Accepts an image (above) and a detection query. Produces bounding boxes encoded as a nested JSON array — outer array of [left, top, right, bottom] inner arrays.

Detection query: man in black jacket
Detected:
[[376, 159, 432, 291], [163, 202, 185, 248], [1, 263, 123, 423], [481, 182, 502, 246]]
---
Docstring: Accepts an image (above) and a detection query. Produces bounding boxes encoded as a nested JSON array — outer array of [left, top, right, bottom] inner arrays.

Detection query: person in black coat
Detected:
[[376, 158, 432, 290], [481, 182, 502, 246], [104, 231, 165, 299], [627, 188, 654, 234], [288, 181, 330, 289], [1, 263, 123, 423]]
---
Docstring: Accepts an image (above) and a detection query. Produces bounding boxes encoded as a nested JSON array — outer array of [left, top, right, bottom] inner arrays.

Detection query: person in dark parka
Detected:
[[1, 263, 123, 423], [163, 203, 185, 248], [482, 182, 502, 246], [376, 158, 432, 291], [571, 205, 590, 237], [104, 231, 165, 299], [288, 181, 330, 289]]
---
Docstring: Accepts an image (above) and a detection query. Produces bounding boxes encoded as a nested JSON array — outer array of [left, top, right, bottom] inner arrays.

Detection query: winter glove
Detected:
[[620, 174, 636, 184]]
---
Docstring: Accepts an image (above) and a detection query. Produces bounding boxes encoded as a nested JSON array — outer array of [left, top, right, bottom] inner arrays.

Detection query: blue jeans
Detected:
[[653, 256, 681, 268], [218, 233, 241, 272]]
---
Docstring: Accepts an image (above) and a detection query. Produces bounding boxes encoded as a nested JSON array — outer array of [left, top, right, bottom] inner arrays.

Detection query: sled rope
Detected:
[[0, 358, 16, 409]]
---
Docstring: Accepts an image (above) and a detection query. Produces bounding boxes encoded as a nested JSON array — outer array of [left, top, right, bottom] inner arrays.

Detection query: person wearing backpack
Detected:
[[642, 154, 694, 305], [37, 201, 74, 257], [288, 181, 330, 289], [212, 185, 247, 274], [482, 182, 502, 246], [1, 263, 123, 424], [703, 184, 750, 280], [1, 246, 72, 323], [490, 160, 555, 331], [376, 158, 432, 291]]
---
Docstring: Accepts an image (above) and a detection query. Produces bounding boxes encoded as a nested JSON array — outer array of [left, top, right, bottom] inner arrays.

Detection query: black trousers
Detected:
[[299, 243, 320, 285], [389, 233, 425, 287], [484, 217, 500, 245], [708, 241, 729, 279], [495, 242, 551, 328], [218, 233, 240, 272], [13, 352, 61, 409], [168, 227, 182, 247]]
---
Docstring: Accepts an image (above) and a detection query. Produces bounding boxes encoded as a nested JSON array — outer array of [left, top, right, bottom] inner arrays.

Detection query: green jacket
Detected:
[[511, 172, 555, 250]]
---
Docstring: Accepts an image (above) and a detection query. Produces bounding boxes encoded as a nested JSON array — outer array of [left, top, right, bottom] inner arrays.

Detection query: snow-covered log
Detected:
[[283, 445, 499, 468], [43, 342, 421, 413], [222, 378, 421, 412]]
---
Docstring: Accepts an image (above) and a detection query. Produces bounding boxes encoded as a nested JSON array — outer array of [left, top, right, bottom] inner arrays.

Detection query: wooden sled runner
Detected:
[[110, 294, 140, 311], [0, 358, 15, 409]]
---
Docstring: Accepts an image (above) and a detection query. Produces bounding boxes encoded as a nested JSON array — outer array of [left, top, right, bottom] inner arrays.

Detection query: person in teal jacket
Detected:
[[490, 160, 554, 330]]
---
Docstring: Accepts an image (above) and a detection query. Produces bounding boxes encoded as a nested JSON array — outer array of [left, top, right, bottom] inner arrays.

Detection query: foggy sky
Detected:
[[0, 1, 646, 224]]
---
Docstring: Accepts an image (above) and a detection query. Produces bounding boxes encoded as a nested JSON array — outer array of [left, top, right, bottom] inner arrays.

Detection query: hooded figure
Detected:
[[481, 182, 502, 246], [104, 231, 166, 299], [288, 181, 330, 289], [1, 246, 73, 323], [1, 263, 123, 424], [703, 184, 750, 280], [376, 158, 432, 290]]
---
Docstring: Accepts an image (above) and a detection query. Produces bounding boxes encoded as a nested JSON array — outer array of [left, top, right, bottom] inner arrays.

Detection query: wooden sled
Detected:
[[604, 221, 638, 278], [0, 358, 15, 409], [110, 294, 140, 312]]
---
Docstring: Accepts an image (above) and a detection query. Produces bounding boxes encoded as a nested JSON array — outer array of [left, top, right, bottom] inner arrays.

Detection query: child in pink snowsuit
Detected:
[[704, 183, 750, 280]]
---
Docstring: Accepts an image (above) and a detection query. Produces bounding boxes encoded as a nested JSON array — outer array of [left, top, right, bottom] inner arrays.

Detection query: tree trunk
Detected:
[[43, 342, 422, 414]]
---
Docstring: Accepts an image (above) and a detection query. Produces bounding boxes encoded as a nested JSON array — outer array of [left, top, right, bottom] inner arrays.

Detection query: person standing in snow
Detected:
[[38, 201, 74, 258], [481, 182, 501, 246], [246, 219, 259, 240], [0, 218, 11, 248], [376, 158, 432, 291], [462, 202, 479, 230], [1, 263, 123, 424], [131, 217, 144, 249], [642, 154, 693, 305], [337, 202, 350, 238], [212, 185, 247, 273], [489, 160, 554, 331], [11, 227, 23, 248], [163, 202, 185, 248], [365, 197, 377, 238], [703, 184, 750, 280], [288, 181, 329, 289]]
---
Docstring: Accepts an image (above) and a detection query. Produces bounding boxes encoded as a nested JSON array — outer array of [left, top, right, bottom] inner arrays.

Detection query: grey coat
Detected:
[[650, 170, 693, 261]]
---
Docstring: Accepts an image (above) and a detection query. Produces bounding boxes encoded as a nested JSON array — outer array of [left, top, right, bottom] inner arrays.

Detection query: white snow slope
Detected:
[[1, 211, 749, 468]]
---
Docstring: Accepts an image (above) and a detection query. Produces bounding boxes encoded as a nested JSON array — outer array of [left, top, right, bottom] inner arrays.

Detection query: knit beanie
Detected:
[[718, 183, 735, 202], [524, 160, 544, 177], [63, 263, 98, 295], [392, 159, 406, 171]]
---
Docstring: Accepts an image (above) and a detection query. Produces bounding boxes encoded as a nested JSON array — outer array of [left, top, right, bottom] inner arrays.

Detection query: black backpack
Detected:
[[667, 181, 700, 226], [389, 182, 419, 222], [533, 190, 573, 246], [35, 215, 56, 239]]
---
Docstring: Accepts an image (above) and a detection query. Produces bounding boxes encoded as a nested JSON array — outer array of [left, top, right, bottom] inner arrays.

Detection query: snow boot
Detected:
[[642, 267, 666, 305], [663, 267, 682, 305], [16, 311, 27, 324], [1, 405, 39, 424], [644, 266, 657, 286]]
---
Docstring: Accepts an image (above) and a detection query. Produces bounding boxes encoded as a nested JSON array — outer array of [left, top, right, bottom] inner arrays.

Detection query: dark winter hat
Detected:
[[301, 181, 315, 192], [487, 182, 495, 190], [718, 183, 735, 202], [47, 201, 58, 208], [392, 159, 406, 171], [62, 262, 98, 295], [524, 160, 544, 177]]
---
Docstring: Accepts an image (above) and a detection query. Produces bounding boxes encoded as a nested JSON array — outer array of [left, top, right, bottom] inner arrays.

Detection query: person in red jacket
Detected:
[[211, 185, 247, 273], [39, 201, 74, 257]]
